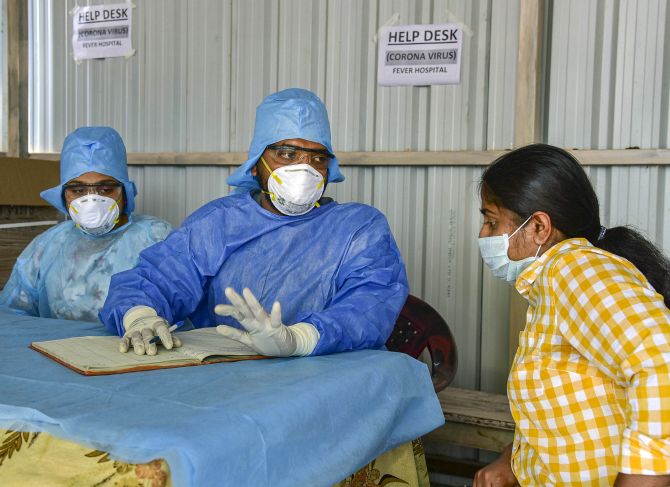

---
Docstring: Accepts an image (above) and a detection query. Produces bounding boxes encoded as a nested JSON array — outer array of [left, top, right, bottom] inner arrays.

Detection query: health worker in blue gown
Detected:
[[0, 126, 173, 323], [100, 88, 409, 358]]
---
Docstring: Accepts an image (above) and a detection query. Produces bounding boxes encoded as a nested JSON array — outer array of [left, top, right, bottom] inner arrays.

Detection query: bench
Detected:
[[424, 387, 515, 477]]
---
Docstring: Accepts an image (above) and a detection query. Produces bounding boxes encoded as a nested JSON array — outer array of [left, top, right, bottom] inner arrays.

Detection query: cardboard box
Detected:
[[0, 157, 60, 206]]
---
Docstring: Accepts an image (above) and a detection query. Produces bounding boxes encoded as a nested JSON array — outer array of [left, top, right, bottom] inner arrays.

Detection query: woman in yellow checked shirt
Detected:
[[473, 144, 670, 487]]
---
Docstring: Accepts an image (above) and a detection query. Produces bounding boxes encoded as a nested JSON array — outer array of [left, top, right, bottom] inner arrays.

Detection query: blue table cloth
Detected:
[[0, 311, 444, 486]]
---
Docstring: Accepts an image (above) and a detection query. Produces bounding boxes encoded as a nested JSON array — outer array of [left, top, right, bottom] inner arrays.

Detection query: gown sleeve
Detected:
[[297, 211, 409, 355]]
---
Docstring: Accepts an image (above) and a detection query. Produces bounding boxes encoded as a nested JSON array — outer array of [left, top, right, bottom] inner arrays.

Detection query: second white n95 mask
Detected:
[[68, 194, 120, 236]]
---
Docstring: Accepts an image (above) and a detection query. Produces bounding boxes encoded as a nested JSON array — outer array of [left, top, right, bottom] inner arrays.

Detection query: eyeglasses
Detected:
[[266, 144, 334, 169], [63, 182, 123, 199]]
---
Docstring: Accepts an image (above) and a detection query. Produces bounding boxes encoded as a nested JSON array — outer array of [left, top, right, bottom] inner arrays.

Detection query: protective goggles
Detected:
[[63, 182, 123, 199], [265, 144, 334, 169]]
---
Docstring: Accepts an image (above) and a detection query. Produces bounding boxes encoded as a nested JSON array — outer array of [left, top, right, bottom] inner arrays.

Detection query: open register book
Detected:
[[30, 328, 267, 376]]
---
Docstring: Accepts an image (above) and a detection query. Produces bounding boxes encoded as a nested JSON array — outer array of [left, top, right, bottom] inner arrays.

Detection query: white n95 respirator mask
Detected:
[[68, 195, 120, 236], [478, 215, 540, 286], [262, 158, 325, 216]]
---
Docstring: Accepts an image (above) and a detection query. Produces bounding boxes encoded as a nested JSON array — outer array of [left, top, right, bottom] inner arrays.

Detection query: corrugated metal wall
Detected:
[[545, 0, 670, 149], [27, 0, 670, 393], [545, 0, 670, 254], [29, 0, 519, 152]]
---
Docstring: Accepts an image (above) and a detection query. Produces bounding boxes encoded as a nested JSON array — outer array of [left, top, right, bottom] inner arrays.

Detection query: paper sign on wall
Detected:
[[72, 3, 133, 61], [377, 24, 462, 86]]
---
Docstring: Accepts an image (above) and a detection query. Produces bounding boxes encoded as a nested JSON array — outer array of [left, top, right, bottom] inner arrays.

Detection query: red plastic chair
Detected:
[[385, 294, 458, 392]]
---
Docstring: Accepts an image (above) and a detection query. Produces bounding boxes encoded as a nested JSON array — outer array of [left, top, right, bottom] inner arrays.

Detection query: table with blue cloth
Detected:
[[0, 311, 444, 486]]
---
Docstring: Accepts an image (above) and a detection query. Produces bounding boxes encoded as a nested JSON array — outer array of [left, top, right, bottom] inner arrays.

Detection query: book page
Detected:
[[33, 335, 183, 372], [175, 328, 258, 360], [31, 328, 260, 373]]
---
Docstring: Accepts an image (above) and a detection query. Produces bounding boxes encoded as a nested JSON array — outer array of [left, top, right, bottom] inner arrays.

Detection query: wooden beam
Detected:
[[423, 387, 514, 453], [424, 420, 514, 453], [425, 454, 486, 479], [27, 148, 670, 166], [436, 387, 514, 430], [7, 0, 29, 158]]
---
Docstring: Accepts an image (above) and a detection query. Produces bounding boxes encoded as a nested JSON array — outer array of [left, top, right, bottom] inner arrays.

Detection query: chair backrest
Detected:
[[385, 294, 458, 392]]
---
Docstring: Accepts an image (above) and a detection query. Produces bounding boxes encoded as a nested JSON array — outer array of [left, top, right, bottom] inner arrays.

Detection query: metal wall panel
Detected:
[[186, 1, 232, 151], [129, 166, 234, 223], [422, 166, 486, 388], [585, 165, 670, 255], [426, 1, 488, 151], [29, 0, 519, 153], [487, 0, 519, 150], [545, 0, 669, 149], [326, 0, 376, 151], [662, 168, 670, 251]]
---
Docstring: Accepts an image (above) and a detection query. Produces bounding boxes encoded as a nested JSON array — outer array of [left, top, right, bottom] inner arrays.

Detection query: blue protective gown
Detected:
[[100, 192, 409, 355], [0, 215, 172, 323]]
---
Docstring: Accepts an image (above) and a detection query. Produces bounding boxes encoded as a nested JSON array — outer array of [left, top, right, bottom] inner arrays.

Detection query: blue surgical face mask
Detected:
[[478, 215, 541, 286]]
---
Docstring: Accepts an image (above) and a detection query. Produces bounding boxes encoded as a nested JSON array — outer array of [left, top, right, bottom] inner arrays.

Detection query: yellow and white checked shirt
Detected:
[[509, 238, 670, 486]]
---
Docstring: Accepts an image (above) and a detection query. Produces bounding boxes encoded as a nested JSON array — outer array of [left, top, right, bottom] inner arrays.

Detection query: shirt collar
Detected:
[[515, 237, 592, 297]]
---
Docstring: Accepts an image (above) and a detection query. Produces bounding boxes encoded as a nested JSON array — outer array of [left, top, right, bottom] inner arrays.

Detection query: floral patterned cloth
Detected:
[[0, 428, 428, 487]]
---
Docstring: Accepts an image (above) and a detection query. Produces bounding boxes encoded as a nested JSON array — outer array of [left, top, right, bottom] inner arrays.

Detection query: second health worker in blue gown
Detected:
[[0, 126, 172, 322], [100, 88, 409, 357]]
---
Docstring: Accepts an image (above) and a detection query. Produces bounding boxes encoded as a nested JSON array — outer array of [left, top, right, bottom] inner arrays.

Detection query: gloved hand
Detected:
[[120, 305, 182, 356], [214, 287, 319, 357]]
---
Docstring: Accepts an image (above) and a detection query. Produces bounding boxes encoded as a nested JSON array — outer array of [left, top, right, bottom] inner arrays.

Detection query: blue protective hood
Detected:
[[40, 126, 137, 215], [227, 88, 345, 190]]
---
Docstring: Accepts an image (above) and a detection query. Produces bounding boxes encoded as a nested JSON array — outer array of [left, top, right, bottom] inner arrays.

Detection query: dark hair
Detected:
[[481, 143, 670, 307]]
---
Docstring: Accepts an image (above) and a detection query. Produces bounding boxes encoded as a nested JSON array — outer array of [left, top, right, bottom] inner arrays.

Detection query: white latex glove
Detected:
[[120, 305, 182, 356], [214, 287, 319, 357]]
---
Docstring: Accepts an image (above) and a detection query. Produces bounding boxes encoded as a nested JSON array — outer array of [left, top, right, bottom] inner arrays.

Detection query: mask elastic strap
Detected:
[[261, 157, 283, 185], [314, 177, 325, 208], [109, 200, 120, 225], [508, 214, 534, 239], [511, 214, 542, 259], [261, 189, 277, 202], [260, 156, 282, 202]]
